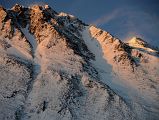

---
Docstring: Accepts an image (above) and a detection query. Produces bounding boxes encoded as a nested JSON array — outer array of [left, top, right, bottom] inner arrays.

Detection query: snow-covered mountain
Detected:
[[0, 4, 159, 120]]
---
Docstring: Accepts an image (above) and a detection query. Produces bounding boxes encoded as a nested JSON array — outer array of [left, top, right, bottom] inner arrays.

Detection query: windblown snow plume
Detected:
[[0, 4, 159, 120]]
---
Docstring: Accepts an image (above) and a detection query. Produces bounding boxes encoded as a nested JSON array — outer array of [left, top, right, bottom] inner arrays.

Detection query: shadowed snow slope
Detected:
[[0, 4, 158, 120]]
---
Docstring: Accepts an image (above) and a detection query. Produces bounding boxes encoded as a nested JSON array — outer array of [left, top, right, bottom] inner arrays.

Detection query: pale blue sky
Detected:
[[0, 0, 159, 46]]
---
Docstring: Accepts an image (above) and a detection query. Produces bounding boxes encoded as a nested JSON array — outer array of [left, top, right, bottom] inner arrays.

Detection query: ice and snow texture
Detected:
[[0, 4, 159, 120], [21, 30, 134, 120], [0, 26, 135, 120], [82, 26, 159, 120]]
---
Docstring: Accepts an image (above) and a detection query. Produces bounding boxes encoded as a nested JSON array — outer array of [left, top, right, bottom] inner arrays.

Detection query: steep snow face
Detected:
[[0, 4, 136, 120], [0, 53, 31, 120], [22, 37, 134, 120], [82, 25, 159, 120], [0, 4, 159, 120], [0, 25, 32, 120]]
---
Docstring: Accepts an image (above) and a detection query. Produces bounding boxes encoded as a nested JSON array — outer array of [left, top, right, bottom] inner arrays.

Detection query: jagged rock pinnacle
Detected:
[[11, 4, 23, 12], [0, 6, 7, 22]]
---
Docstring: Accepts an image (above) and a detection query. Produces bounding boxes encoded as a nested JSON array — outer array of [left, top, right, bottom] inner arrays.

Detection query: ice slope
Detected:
[[20, 25, 41, 79]]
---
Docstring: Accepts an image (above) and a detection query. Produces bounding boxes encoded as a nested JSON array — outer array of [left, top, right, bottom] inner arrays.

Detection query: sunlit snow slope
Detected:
[[0, 4, 159, 120]]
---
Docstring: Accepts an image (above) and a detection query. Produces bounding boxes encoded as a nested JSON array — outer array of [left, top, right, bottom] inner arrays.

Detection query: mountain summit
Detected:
[[0, 4, 159, 120]]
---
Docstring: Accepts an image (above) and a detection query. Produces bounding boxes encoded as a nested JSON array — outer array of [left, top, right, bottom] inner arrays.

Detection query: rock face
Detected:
[[0, 4, 159, 120]]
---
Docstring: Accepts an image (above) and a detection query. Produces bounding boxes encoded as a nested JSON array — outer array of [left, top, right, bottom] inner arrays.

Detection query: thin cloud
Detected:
[[27, 1, 48, 7], [90, 10, 120, 26], [122, 10, 159, 46]]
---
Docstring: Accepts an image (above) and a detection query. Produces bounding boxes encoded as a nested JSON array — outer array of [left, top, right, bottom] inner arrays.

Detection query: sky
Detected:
[[0, 0, 159, 46]]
